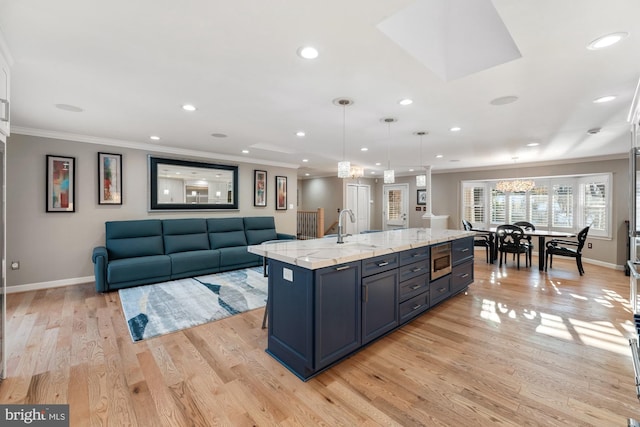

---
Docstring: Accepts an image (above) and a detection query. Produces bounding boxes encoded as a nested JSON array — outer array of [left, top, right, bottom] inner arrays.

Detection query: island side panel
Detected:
[[267, 260, 314, 379]]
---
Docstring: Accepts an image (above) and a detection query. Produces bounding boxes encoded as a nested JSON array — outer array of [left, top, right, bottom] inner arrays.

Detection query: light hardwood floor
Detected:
[[2, 256, 640, 426]]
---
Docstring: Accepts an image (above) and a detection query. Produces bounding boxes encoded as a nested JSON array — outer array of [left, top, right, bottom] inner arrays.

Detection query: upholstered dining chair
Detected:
[[545, 226, 590, 275], [462, 219, 493, 263], [496, 224, 530, 269], [514, 221, 535, 266]]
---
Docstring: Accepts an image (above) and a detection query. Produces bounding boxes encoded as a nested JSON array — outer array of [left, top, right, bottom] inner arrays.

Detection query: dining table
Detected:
[[487, 227, 577, 271]]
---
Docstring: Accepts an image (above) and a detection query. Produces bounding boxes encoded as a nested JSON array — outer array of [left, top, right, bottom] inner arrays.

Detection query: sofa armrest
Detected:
[[277, 233, 296, 240], [92, 246, 108, 292]]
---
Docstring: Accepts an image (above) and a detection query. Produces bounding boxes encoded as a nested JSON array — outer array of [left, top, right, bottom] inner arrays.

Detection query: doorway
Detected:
[[383, 183, 409, 230], [345, 184, 370, 235]]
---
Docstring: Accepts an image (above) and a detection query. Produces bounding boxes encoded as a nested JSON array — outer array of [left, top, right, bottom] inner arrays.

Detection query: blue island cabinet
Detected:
[[266, 259, 362, 380]]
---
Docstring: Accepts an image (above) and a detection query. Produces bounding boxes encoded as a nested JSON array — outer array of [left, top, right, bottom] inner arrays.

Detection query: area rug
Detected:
[[119, 267, 267, 342]]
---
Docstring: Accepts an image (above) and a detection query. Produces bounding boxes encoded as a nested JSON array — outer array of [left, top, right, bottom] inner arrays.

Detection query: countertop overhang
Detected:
[[248, 228, 475, 270]]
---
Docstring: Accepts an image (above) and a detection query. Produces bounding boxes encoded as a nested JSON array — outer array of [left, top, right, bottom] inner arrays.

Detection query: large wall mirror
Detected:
[[149, 156, 239, 210]]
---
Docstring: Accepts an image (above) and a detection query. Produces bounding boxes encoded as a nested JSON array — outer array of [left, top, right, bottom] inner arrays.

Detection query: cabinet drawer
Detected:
[[451, 260, 473, 294], [399, 292, 429, 323], [452, 237, 474, 265], [429, 275, 451, 307], [399, 260, 429, 283], [399, 274, 429, 302], [399, 247, 430, 266], [362, 253, 399, 277]]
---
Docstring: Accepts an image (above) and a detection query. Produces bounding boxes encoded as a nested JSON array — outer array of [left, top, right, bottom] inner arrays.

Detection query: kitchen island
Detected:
[[248, 228, 475, 380]]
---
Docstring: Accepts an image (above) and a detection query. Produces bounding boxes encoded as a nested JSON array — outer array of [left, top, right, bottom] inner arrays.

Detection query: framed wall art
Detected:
[[417, 189, 427, 205], [254, 170, 267, 207], [276, 175, 287, 210], [98, 152, 122, 205], [46, 155, 76, 212]]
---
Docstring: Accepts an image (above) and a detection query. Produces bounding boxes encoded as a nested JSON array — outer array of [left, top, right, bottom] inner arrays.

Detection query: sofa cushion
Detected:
[[163, 219, 210, 254], [106, 220, 164, 260], [107, 255, 171, 284], [169, 249, 220, 276], [218, 247, 260, 267], [243, 216, 278, 245], [207, 218, 248, 249]]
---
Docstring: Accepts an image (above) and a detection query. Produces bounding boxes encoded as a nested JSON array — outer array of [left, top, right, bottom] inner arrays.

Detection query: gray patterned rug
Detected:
[[119, 267, 267, 342]]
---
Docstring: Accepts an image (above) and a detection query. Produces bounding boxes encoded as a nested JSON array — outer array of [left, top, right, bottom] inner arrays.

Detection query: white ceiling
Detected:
[[1, 0, 639, 178]]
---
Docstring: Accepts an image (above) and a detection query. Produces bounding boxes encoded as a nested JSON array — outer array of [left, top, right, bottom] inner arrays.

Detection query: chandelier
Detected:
[[349, 166, 364, 179], [335, 98, 354, 178], [495, 179, 535, 192]]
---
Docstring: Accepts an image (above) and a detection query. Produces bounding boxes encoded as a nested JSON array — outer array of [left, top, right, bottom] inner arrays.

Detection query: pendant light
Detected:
[[383, 117, 396, 183], [415, 131, 427, 187], [496, 156, 535, 192], [335, 98, 354, 178]]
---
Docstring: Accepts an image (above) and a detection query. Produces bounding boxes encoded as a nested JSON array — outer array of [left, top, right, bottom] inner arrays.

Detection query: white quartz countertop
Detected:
[[247, 228, 475, 270]]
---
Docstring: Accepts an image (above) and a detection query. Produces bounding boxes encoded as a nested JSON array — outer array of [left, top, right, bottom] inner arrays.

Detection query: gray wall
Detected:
[[6, 134, 297, 287], [431, 158, 628, 267]]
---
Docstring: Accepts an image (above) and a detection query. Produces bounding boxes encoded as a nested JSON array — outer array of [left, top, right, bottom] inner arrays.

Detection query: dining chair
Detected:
[[496, 224, 530, 269], [462, 219, 493, 263], [514, 221, 535, 266], [544, 226, 590, 275]]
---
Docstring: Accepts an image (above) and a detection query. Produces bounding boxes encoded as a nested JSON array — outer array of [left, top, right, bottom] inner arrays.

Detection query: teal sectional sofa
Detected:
[[92, 216, 295, 292]]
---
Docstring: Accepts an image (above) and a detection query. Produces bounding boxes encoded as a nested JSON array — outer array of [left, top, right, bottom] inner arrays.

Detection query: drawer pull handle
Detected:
[[411, 284, 421, 290], [412, 267, 423, 272], [377, 261, 389, 267], [335, 265, 350, 271], [412, 304, 422, 311], [460, 273, 470, 278], [438, 287, 446, 293], [412, 253, 421, 257], [461, 248, 470, 252]]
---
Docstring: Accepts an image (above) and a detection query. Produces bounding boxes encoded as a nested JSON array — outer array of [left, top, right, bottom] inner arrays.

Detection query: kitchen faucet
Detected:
[[337, 209, 356, 244]]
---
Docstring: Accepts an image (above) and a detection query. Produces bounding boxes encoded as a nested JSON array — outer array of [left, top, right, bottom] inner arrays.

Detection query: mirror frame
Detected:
[[149, 156, 239, 211]]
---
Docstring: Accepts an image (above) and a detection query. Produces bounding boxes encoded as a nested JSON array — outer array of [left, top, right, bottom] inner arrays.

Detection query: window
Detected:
[[462, 184, 485, 224], [461, 173, 611, 238]]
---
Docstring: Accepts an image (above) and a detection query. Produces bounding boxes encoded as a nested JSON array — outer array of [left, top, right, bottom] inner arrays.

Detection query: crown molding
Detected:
[[12, 127, 300, 169]]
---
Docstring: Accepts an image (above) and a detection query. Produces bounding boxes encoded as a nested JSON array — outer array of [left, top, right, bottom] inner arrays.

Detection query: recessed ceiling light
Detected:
[[361, 147, 368, 151], [150, 135, 160, 141], [242, 149, 249, 154], [305, 173, 310, 176], [450, 126, 461, 132], [375, 162, 382, 166], [587, 127, 602, 135], [593, 95, 616, 103], [302, 159, 309, 162], [409, 168, 414, 172], [182, 104, 197, 111], [55, 104, 83, 112], [490, 95, 519, 106], [435, 154, 444, 158], [211, 133, 227, 138], [296, 131, 306, 137], [526, 142, 539, 147], [398, 98, 413, 106], [587, 32, 629, 50], [297, 46, 319, 59], [371, 171, 376, 175]]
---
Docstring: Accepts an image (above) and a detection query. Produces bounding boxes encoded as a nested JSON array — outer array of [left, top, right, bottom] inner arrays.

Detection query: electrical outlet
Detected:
[[10, 261, 19, 270], [587, 243, 592, 249]]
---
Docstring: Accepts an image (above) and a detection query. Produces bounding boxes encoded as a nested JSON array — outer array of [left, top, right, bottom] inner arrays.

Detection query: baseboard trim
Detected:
[[6, 276, 94, 294], [474, 248, 623, 271]]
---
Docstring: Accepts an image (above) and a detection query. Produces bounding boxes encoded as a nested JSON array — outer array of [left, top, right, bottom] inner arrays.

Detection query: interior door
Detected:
[[0, 141, 5, 380], [346, 184, 371, 235], [383, 183, 409, 230]]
